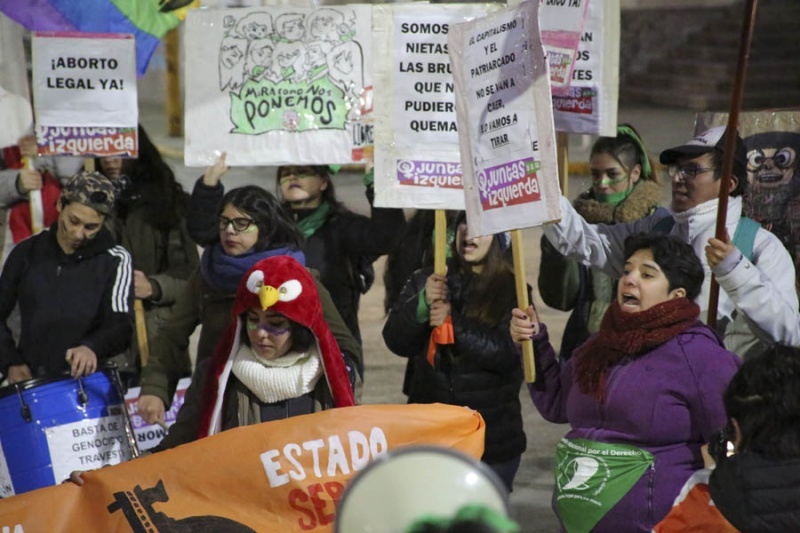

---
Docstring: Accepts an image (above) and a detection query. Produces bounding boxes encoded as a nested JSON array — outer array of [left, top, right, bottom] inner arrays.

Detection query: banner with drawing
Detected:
[[552, 0, 619, 136], [696, 111, 800, 292], [0, 404, 484, 533], [372, 3, 501, 210], [184, 6, 373, 167], [449, 0, 561, 236]]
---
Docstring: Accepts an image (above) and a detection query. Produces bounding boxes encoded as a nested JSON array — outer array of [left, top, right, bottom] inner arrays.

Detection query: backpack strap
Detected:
[[652, 215, 675, 234], [650, 214, 757, 261], [731, 216, 759, 262]]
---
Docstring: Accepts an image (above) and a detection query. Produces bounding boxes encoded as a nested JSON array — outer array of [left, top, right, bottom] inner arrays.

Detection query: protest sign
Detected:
[[373, 4, 501, 210], [0, 403, 485, 533], [184, 6, 373, 166], [551, 0, 619, 136], [449, 0, 561, 237], [539, 0, 590, 97], [31, 32, 138, 157], [124, 378, 191, 452], [0, 13, 33, 149]]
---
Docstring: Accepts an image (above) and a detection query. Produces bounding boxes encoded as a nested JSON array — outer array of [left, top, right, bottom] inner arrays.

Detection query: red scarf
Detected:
[[574, 298, 700, 402]]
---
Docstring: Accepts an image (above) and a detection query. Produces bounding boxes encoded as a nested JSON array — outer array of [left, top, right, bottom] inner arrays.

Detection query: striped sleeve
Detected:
[[108, 245, 132, 313]]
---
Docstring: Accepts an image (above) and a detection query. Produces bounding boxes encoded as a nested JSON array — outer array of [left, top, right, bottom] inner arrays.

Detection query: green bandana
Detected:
[[595, 184, 635, 206], [554, 438, 654, 533], [296, 202, 330, 238]]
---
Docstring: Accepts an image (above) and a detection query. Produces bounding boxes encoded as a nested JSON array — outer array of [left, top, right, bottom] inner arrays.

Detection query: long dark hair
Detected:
[[218, 185, 304, 252], [97, 124, 188, 230], [449, 212, 514, 327]]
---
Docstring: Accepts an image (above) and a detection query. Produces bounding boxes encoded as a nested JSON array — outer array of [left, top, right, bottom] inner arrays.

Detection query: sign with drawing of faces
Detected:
[[184, 6, 373, 166]]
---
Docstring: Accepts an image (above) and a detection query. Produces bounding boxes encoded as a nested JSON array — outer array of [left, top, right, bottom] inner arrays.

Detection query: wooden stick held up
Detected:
[[707, 0, 759, 328]]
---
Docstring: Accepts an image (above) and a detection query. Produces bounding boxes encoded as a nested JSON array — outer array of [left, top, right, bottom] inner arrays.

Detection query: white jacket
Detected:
[[543, 195, 800, 357]]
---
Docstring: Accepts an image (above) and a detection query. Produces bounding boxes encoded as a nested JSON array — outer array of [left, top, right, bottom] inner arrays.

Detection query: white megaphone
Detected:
[[335, 445, 512, 532]]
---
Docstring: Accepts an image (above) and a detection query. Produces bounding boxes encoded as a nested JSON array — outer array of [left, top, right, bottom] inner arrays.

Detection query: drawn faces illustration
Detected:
[[219, 35, 248, 91], [247, 38, 275, 79], [275, 14, 305, 42], [306, 9, 346, 43], [235, 12, 272, 41]]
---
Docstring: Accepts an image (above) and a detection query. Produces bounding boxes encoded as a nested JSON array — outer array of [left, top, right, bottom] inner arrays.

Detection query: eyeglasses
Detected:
[[219, 216, 256, 233], [667, 164, 715, 183], [245, 315, 292, 336]]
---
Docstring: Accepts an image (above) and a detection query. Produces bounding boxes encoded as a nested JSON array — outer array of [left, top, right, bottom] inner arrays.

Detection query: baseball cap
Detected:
[[61, 170, 116, 215], [660, 126, 747, 179]]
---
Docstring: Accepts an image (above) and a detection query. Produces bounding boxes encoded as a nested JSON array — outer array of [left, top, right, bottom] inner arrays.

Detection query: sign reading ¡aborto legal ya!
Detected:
[[31, 32, 138, 158], [448, 0, 561, 237]]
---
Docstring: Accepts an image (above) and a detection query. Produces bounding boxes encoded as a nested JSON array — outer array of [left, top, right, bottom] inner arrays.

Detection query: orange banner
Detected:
[[0, 403, 485, 532]]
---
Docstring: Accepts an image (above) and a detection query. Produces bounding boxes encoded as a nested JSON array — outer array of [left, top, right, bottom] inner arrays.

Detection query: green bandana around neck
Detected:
[[296, 201, 330, 238]]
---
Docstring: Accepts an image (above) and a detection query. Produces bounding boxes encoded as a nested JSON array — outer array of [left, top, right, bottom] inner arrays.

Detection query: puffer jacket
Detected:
[[710, 452, 800, 532], [382, 264, 526, 464]]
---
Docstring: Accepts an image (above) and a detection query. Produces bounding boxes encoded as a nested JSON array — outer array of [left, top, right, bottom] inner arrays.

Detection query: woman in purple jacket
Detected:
[[510, 233, 741, 533]]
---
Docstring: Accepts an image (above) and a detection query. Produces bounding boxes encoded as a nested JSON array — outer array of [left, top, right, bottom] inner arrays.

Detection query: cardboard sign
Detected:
[[449, 0, 561, 236]]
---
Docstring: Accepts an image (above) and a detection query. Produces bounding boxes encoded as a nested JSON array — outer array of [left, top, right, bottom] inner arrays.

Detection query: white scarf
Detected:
[[231, 343, 323, 404]]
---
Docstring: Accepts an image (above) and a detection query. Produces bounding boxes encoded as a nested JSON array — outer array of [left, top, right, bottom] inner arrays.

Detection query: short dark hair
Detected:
[[709, 149, 746, 197], [623, 233, 704, 301], [723, 345, 800, 459], [218, 185, 304, 252]]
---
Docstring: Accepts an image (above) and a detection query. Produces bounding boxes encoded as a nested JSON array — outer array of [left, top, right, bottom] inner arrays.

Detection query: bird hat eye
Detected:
[[278, 280, 302, 301], [246, 270, 265, 294]]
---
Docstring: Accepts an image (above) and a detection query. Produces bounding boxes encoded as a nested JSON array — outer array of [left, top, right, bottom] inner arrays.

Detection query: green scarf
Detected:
[[296, 202, 330, 238]]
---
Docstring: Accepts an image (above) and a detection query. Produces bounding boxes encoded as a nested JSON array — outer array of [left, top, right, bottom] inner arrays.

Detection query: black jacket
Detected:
[[0, 223, 134, 378], [187, 178, 406, 347], [382, 265, 526, 464], [710, 452, 800, 532]]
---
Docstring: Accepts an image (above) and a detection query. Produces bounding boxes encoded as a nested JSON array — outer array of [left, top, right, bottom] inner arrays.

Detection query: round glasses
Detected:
[[219, 216, 256, 233]]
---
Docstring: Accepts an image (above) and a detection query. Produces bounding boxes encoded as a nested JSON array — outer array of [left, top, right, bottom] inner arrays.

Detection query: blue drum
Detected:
[[0, 366, 139, 497]]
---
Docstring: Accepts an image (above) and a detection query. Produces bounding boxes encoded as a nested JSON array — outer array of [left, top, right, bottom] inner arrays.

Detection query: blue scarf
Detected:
[[199, 244, 306, 293]]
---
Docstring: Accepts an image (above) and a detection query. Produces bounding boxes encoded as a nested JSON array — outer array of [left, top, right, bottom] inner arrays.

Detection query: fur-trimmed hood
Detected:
[[573, 180, 663, 224]]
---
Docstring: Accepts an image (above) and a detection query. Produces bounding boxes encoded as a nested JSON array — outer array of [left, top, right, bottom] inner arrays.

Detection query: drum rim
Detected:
[[0, 363, 119, 398]]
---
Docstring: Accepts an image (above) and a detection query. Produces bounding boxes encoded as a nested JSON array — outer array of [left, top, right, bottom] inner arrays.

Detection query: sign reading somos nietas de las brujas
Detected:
[[448, 0, 562, 238], [31, 32, 139, 158], [183, 5, 373, 167]]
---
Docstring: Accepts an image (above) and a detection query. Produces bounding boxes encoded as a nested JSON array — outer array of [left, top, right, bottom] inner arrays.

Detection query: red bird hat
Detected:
[[199, 255, 355, 437]]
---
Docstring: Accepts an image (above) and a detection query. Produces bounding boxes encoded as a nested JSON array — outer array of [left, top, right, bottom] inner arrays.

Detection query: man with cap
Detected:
[[0, 170, 133, 383], [542, 126, 800, 358]]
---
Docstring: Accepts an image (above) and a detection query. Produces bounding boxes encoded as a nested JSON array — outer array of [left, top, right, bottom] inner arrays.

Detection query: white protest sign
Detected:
[[46, 414, 134, 485], [0, 14, 33, 149], [32, 32, 137, 128], [184, 6, 373, 166], [551, 0, 619, 136], [125, 377, 191, 452], [539, 0, 590, 97], [373, 4, 501, 210], [449, 0, 561, 236]]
